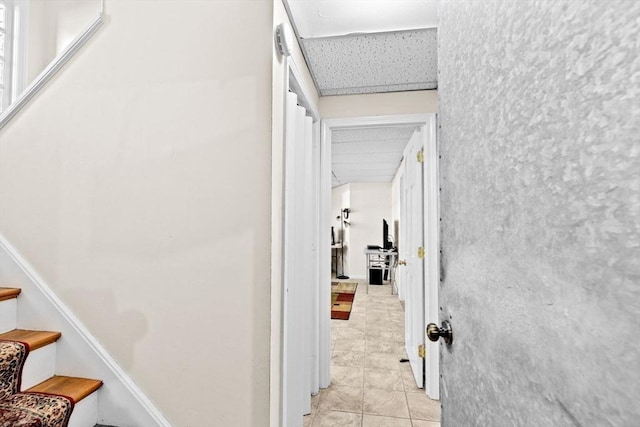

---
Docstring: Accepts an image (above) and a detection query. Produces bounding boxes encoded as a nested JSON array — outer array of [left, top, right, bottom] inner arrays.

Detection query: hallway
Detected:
[[305, 279, 440, 426]]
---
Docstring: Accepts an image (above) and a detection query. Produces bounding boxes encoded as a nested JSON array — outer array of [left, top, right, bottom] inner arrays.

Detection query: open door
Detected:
[[402, 129, 426, 387], [400, 114, 439, 397]]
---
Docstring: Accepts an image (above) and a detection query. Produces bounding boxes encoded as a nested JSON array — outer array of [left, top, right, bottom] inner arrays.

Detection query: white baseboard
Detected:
[[0, 235, 173, 427]]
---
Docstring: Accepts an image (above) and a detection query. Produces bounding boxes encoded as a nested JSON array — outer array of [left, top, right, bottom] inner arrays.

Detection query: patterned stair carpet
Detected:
[[0, 341, 74, 427]]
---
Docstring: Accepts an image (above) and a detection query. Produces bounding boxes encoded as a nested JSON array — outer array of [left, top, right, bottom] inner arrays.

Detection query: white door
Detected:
[[283, 92, 315, 426], [397, 172, 406, 300], [422, 116, 440, 400], [402, 129, 425, 387]]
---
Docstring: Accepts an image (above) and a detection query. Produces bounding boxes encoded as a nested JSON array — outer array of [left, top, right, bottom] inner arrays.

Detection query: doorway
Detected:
[[304, 113, 440, 425]]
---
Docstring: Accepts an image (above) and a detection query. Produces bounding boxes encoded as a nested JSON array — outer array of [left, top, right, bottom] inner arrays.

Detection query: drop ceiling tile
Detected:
[[302, 29, 437, 96]]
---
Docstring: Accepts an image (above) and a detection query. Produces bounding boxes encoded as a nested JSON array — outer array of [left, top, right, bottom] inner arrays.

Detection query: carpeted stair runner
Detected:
[[0, 341, 74, 427]]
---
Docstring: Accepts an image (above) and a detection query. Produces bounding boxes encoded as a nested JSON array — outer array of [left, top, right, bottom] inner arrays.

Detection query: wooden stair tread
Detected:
[[27, 376, 103, 402], [0, 329, 61, 351], [0, 287, 21, 302]]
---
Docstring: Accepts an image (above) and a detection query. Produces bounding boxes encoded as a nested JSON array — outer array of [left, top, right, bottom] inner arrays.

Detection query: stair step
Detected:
[[28, 376, 103, 403], [0, 287, 21, 302], [0, 329, 61, 350]]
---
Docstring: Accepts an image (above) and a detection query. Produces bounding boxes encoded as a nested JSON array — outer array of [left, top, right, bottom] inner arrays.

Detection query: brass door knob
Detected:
[[426, 321, 453, 345], [398, 260, 407, 266]]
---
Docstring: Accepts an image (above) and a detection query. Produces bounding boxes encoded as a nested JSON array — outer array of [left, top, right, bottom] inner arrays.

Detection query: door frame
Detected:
[[320, 113, 439, 399]]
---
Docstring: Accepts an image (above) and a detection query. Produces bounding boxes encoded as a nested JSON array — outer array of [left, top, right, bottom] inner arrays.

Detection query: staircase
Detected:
[[0, 287, 103, 427]]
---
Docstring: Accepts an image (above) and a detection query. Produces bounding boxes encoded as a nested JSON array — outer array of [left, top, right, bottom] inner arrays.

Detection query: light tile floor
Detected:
[[304, 278, 441, 427]]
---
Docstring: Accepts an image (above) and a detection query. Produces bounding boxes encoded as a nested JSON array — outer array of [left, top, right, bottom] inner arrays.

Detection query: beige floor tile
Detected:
[[406, 393, 440, 421], [331, 365, 364, 387], [363, 389, 410, 418], [368, 285, 393, 295], [311, 410, 362, 427], [396, 344, 408, 358], [389, 320, 404, 329], [366, 323, 394, 333], [366, 330, 397, 341], [318, 385, 363, 413], [367, 312, 391, 321], [367, 321, 394, 331], [335, 337, 366, 352], [335, 328, 366, 340], [366, 352, 401, 371], [311, 393, 320, 409], [367, 339, 399, 354], [400, 365, 423, 393], [367, 300, 389, 307], [349, 312, 367, 320], [411, 420, 440, 427], [364, 369, 404, 391], [331, 319, 350, 328], [363, 414, 412, 427], [331, 350, 365, 367], [303, 413, 315, 427]]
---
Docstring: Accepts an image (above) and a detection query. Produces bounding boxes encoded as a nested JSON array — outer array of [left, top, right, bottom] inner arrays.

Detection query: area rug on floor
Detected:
[[331, 281, 357, 320], [0, 341, 74, 427]]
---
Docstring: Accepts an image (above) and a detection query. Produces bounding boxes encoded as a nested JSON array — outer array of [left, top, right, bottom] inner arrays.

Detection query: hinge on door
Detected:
[[417, 149, 424, 163], [418, 344, 425, 359], [417, 246, 425, 259]]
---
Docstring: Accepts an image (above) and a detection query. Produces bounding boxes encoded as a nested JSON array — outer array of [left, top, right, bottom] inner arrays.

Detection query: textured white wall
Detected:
[[439, 1, 640, 426], [0, 1, 273, 426]]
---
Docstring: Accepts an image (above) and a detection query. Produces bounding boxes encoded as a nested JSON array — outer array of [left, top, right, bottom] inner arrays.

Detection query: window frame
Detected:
[[0, 0, 15, 112]]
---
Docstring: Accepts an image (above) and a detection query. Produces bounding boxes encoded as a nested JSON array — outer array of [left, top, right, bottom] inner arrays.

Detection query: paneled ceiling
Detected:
[[332, 126, 418, 187]]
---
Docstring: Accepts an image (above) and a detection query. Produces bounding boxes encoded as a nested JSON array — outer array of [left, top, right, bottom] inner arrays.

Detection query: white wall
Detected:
[[0, 1, 273, 426], [320, 90, 438, 118], [26, 0, 99, 85], [331, 184, 350, 275], [333, 183, 391, 278], [391, 162, 403, 249]]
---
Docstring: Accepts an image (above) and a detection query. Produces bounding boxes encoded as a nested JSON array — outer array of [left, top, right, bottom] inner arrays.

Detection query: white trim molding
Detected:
[[320, 112, 439, 399], [0, 234, 173, 427]]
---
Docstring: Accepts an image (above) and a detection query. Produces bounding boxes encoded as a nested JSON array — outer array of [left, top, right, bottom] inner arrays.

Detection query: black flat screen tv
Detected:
[[383, 219, 392, 249]]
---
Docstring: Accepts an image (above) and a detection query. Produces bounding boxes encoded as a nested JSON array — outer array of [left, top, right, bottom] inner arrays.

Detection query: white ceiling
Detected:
[[332, 126, 418, 187], [287, 0, 438, 38]]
